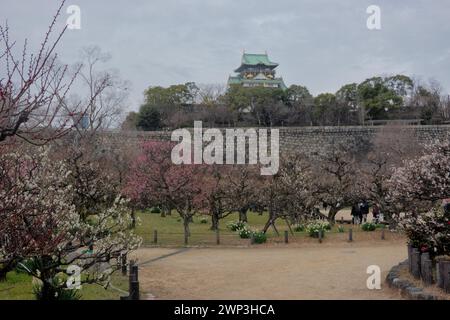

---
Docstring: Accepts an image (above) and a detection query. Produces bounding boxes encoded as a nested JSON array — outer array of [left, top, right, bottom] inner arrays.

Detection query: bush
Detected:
[[293, 224, 305, 232], [227, 221, 247, 232], [337, 225, 345, 233], [199, 216, 208, 224], [238, 227, 252, 239], [150, 207, 161, 214], [252, 231, 267, 244], [305, 220, 330, 238], [361, 222, 376, 231]]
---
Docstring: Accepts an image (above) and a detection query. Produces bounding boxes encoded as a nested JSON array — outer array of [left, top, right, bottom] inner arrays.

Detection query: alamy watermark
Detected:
[[66, 5, 81, 30], [171, 121, 280, 175], [366, 5, 381, 30], [366, 265, 381, 290]]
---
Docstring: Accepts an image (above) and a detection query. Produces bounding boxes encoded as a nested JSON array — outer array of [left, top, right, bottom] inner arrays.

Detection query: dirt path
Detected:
[[132, 241, 406, 300]]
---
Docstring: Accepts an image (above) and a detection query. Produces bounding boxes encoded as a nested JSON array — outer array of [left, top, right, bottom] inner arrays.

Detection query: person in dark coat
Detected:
[[351, 203, 360, 225], [360, 201, 369, 223]]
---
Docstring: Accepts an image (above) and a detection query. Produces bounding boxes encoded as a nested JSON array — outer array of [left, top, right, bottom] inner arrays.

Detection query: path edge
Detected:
[[386, 260, 438, 300]]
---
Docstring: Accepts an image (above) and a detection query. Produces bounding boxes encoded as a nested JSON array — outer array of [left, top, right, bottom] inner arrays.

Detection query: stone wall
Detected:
[[102, 125, 450, 156]]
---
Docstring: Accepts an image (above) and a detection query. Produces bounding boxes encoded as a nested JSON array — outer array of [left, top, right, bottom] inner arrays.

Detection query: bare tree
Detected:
[[197, 83, 226, 107], [75, 46, 130, 132], [223, 165, 261, 223], [0, 1, 83, 145], [312, 143, 359, 224]]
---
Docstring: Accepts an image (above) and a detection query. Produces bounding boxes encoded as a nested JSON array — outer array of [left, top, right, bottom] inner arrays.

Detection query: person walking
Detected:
[[351, 203, 360, 225], [372, 203, 380, 224], [360, 200, 369, 223]]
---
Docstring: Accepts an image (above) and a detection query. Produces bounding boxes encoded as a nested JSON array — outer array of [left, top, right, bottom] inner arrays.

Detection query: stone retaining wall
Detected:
[[102, 125, 450, 156]]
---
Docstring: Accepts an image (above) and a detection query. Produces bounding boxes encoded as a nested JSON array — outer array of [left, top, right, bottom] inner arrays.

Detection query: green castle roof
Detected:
[[241, 53, 278, 67]]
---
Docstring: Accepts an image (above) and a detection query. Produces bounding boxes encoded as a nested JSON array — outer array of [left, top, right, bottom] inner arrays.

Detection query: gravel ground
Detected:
[[131, 240, 407, 300]]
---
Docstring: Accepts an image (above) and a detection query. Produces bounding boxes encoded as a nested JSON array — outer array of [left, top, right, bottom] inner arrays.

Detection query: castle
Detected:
[[227, 52, 287, 90]]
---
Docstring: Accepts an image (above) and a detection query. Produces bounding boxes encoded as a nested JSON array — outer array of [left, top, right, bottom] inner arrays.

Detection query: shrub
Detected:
[[293, 224, 305, 232], [337, 225, 345, 233], [199, 216, 208, 224], [227, 221, 247, 232], [150, 207, 161, 214], [252, 231, 267, 244], [238, 227, 252, 239], [361, 222, 376, 231], [305, 220, 330, 238]]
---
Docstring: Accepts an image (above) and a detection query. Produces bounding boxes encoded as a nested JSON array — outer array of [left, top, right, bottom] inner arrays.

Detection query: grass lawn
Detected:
[[135, 208, 385, 246], [0, 271, 129, 300]]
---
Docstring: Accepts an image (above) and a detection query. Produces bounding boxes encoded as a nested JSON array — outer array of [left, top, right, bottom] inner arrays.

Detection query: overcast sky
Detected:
[[1, 0, 450, 112]]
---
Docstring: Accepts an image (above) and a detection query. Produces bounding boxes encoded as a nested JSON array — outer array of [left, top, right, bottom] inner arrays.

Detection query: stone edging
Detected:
[[386, 260, 438, 300]]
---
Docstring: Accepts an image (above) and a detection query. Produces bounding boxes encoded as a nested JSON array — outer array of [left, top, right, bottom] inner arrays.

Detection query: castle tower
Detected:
[[227, 52, 287, 90]]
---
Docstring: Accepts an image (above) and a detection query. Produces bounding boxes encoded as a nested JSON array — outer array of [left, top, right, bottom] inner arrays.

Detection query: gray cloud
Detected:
[[1, 0, 450, 112]]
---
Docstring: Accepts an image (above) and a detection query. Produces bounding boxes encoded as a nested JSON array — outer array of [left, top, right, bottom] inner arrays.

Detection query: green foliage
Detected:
[[286, 85, 313, 105], [0, 271, 128, 300], [199, 216, 209, 224], [305, 220, 331, 238], [137, 104, 162, 131], [357, 76, 405, 119], [227, 221, 247, 232], [150, 207, 161, 214], [224, 85, 286, 111], [32, 281, 81, 301], [292, 224, 305, 232], [337, 225, 345, 233], [143, 82, 198, 107], [252, 231, 267, 244], [361, 222, 377, 232], [335, 83, 358, 109], [238, 227, 252, 239]]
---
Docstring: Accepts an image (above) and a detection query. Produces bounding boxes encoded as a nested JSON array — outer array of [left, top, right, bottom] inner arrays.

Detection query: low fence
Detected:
[[407, 244, 450, 293], [140, 226, 397, 247]]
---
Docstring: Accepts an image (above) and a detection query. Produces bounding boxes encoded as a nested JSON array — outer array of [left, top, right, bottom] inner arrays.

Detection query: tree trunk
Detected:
[[210, 214, 219, 231], [262, 218, 273, 234], [285, 218, 295, 235], [131, 207, 136, 228], [0, 267, 9, 282], [239, 208, 248, 223], [271, 222, 280, 236], [183, 217, 191, 238], [327, 206, 340, 225]]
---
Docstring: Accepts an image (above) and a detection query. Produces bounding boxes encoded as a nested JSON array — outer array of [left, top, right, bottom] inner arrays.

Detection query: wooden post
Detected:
[[121, 254, 127, 276], [128, 261, 135, 293], [131, 265, 139, 283], [130, 280, 140, 300], [284, 230, 289, 244], [411, 248, 421, 279], [420, 252, 433, 285], [438, 260, 450, 292], [381, 225, 385, 240], [407, 244, 413, 273], [250, 233, 255, 245], [216, 228, 220, 245], [348, 228, 353, 242], [318, 230, 323, 243], [447, 264, 450, 293], [341, 216, 344, 224], [184, 232, 188, 246], [153, 229, 158, 244]]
